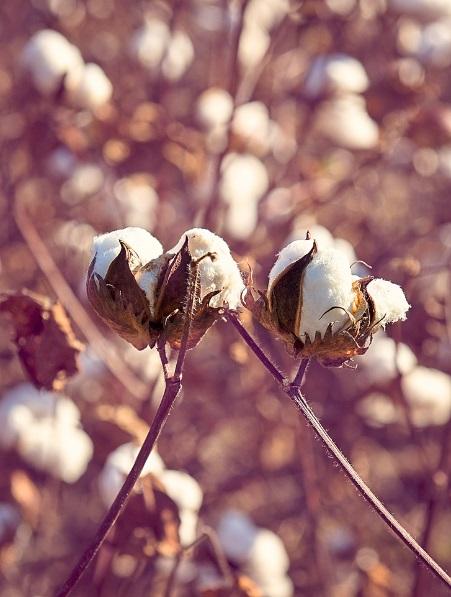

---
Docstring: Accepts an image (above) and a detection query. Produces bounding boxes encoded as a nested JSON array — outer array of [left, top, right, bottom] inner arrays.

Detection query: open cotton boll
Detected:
[[196, 87, 234, 129], [159, 470, 203, 513], [68, 63, 113, 110], [315, 95, 379, 150], [224, 199, 259, 240], [98, 442, 165, 507], [91, 227, 163, 279], [130, 19, 170, 69], [304, 54, 369, 98], [366, 279, 410, 327], [162, 31, 194, 81], [247, 528, 290, 578], [217, 510, 259, 563], [220, 153, 269, 205], [401, 366, 451, 427], [232, 101, 272, 152], [22, 29, 84, 95], [358, 334, 417, 386], [169, 228, 245, 310]]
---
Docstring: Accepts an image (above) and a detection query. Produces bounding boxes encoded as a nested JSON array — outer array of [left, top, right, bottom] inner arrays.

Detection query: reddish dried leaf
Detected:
[[0, 290, 83, 390]]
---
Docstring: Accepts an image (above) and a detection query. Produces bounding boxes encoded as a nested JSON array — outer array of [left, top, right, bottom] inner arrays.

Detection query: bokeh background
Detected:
[[0, 0, 450, 595]]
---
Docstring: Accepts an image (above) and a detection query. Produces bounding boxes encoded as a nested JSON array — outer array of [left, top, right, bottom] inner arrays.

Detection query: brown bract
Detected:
[[87, 237, 222, 352], [0, 290, 83, 389], [244, 243, 379, 367]]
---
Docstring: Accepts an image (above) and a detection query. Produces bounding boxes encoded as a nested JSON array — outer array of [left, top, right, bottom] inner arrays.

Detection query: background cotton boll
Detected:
[[366, 279, 410, 326], [232, 101, 272, 153], [299, 247, 355, 339], [244, 0, 289, 32], [239, 24, 270, 69], [178, 510, 199, 545], [129, 20, 170, 69], [68, 63, 113, 110], [315, 95, 379, 150], [61, 163, 104, 205], [401, 366, 451, 427], [161, 31, 194, 81], [196, 87, 234, 129], [357, 334, 417, 386], [224, 198, 259, 240], [389, 0, 451, 19], [304, 54, 370, 98], [250, 575, 293, 597], [91, 226, 163, 279], [159, 470, 203, 513], [220, 153, 269, 205], [113, 176, 158, 229], [169, 228, 245, 309], [357, 392, 400, 427], [246, 528, 290, 578], [268, 240, 315, 288], [98, 442, 165, 507], [22, 29, 84, 95], [217, 510, 259, 563]]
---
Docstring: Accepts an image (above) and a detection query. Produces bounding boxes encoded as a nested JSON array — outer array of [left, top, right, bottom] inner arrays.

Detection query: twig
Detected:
[[225, 311, 451, 591], [14, 196, 148, 400]]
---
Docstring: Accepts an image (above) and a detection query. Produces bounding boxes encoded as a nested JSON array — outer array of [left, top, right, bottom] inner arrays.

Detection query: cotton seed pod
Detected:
[[87, 227, 163, 350], [244, 234, 410, 367]]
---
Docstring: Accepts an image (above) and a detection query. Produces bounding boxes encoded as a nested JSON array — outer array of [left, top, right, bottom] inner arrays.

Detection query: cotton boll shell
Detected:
[[304, 54, 369, 98], [315, 95, 379, 150], [130, 20, 170, 69], [401, 366, 451, 426], [196, 87, 234, 129], [220, 153, 269, 205], [358, 334, 417, 386], [22, 29, 84, 95], [162, 31, 194, 81], [98, 442, 165, 507], [268, 240, 315, 290], [366, 279, 410, 327], [68, 63, 113, 111], [217, 510, 259, 563], [91, 227, 163, 279], [159, 470, 203, 513]]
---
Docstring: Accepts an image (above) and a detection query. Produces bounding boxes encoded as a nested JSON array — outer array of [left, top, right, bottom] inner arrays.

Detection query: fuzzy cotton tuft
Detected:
[[92, 227, 163, 279], [402, 366, 451, 427], [268, 240, 315, 288], [367, 279, 410, 326], [169, 228, 245, 310]]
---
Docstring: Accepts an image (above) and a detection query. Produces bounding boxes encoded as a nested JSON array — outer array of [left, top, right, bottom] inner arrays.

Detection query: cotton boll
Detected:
[[162, 31, 194, 81], [315, 95, 379, 150], [358, 334, 417, 386], [239, 24, 270, 69], [250, 575, 293, 597], [220, 153, 269, 205], [357, 392, 399, 427], [217, 510, 259, 563], [68, 63, 113, 110], [304, 54, 369, 98], [232, 101, 272, 153], [178, 509, 199, 545], [196, 87, 234, 129], [169, 228, 245, 310], [130, 20, 170, 69], [22, 29, 84, 95], [269, 240, 315, 288], [98, 442, 165, 507], [247, 528, 290, 578], [224, 198, 259, 240], [366, 279, 410, 327], [114, 177, 158, 229], [402, 366, 451, 426], [390, 0, 451, 19], [244, 0, 290, 31], [159, 470, 203, 513], [91, 227, 163, 279], [294, 244, 354, 339]]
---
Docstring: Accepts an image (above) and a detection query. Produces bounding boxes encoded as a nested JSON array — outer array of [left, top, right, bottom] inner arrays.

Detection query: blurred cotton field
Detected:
[[0, 0, 450, 596]]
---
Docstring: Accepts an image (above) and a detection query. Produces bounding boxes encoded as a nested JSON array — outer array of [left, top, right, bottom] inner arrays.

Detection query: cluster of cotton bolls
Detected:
[[356, 334, 451, 429], [213, 510, 293, 597], [130, 18, 194, 81], [22, 30, 113, 111], [304, 52, 378, 150], [98, 442, 203, 545], [0, 384, 93, 483]]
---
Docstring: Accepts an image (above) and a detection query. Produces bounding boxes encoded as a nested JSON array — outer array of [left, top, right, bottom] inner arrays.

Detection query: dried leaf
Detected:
[[0, 290, 83, 390]]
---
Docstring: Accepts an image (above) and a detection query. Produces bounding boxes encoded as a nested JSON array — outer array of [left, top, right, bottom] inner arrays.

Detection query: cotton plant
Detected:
[[0, 383, 93, 483], [245, 232, 410, 367], [87, 226, 245, 351]]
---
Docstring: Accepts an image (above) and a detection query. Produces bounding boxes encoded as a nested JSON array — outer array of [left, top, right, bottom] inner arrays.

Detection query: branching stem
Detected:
[[225, 311, 451, 591]]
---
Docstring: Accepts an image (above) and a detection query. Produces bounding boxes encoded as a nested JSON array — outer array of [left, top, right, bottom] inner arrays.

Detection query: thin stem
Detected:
[[292, 358, 309, 388], [225, 311, 451, 591], [55, 377, 182, 597]]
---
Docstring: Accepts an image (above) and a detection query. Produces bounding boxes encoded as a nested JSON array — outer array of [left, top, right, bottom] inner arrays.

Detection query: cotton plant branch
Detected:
[[55, 257, 204, 596], [224, 311, 451, 591]]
